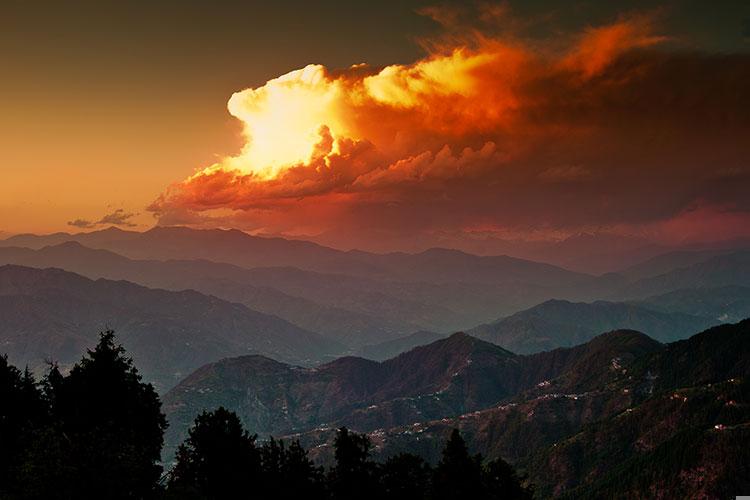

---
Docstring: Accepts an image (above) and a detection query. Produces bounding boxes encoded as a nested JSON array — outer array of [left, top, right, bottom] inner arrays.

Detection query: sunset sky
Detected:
[[1, 0, 748, 253]]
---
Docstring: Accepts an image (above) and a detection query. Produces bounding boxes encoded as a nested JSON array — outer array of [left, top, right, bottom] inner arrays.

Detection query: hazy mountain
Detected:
[[0, 240, 621, 345], [638, 285, 750, 323], [0, 226, 377, 277], [615, 250, 750, 299], [0, 265, 342, 392], [466, 299, 717, 353], [618, 248, 737, 281], [0, 226, 601, 287], [355, 331, 446, 361], [161, 329, 665, 460], [0, 242, 410, 346]]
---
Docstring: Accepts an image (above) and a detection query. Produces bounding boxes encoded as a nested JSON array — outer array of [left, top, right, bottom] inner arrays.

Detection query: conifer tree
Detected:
[[432, 429, 484, 500], [44, 330, 167, 499], [329, 427, 381, 500], [169, 407, 260, 499]]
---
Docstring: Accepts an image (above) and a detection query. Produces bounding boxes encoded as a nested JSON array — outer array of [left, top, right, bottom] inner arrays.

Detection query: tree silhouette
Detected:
[[329, 427, 381, 500], [483, 457, 534, 499], [168, 407, 261, 499], [43, 330, 166, 499], [432, 429, 485, 500], [380, 453, 432, 500], [2, 332, 535, 500], [0, 356, 46, 496], [259, 437, 326, 499]]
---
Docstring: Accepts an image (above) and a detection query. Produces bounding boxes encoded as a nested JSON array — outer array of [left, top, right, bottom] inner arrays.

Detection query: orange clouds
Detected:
[[149, 8, 750, 251], [561, 14, 666, 78]]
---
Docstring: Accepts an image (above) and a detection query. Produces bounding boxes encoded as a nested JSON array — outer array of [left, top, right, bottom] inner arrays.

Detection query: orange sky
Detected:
[[1, 1, 749, 251]]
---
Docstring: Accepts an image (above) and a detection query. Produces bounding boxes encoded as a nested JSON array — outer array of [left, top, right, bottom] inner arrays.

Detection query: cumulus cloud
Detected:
[[148, 5, 750, 251]]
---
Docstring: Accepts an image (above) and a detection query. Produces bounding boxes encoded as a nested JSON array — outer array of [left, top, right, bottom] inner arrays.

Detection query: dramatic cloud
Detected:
[[149, 6, 750, 251], [68, 209, 138, 229]]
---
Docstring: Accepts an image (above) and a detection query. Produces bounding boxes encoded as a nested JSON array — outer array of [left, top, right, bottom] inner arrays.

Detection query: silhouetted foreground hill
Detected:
[[468, 299, 718, 353], [165, 320, 750, 498], [0, 265, 341, 391]]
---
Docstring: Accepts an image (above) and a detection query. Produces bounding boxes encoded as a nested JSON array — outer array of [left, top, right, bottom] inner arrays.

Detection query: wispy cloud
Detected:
[[67, 209, 138, 229]]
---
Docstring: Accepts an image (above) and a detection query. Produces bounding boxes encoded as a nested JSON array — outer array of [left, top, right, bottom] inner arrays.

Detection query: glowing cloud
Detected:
[[150, 9, 750, 251], [224, 64, 350, 179]]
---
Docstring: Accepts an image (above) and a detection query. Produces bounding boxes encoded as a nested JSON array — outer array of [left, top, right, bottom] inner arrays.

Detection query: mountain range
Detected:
[[239, 321, 747, 499], [0, 226, 594, 285], [1, 226, 749, 497], [161, 326, 672, 460], [467, 299, 718, 353], [0, 265, 341, 392], [2, 227, 749, 353], [357, 320, 750, 498]]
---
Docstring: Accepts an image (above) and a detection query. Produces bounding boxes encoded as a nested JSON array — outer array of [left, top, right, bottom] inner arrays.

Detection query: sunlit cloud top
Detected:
[[149, 5, 750, 252]]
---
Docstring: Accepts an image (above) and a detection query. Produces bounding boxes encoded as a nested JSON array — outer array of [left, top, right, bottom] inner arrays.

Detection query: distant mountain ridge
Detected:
[[637, 285, 750, 323], [617, 248, 738, 281], [0, 242, 411, 346], [467, 299, 718, 353], [0, 238, 625, 345], [0, 265, 342, 392], [4, 228, 750, 357], [0, 226, 593, 285], [614, 250, 750, 299]]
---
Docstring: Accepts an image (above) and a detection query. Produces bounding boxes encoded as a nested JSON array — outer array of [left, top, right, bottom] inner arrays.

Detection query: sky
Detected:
[[1, 0, 749, 253]]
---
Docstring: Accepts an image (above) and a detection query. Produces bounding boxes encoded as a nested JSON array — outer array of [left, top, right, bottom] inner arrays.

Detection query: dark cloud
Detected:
[[67, 209, 138, 229], [97, 209, 137, 227], [67, 218, 95, 229]]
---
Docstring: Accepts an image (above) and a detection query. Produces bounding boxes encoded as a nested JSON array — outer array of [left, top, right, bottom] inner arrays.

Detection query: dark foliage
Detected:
[[260, 438, 326, 499], [0, 357, 46, 491], [0, 331, 532, 499], [328, 426, 381, 499], [380, 453, 432, 500], [0, 331, 167, 499], [168, 407, 261, 498], [433, 428, 485, 499], [168, 421, 531, 500]]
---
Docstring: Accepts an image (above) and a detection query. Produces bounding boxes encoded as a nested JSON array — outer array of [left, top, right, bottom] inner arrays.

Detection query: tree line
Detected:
[[1, 331, 532, 499]]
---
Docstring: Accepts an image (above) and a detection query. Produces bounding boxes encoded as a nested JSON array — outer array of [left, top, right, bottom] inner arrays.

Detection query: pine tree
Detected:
[[169, 407, 260, 499], [0, 356, 46, 496], [483, 457, 534, 500], [259, 438, 326, 499], [432, 429, 484, 500], [42, 330, 166, 499], [380, 453, 432, 500], [329, 427, 381, 500]]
